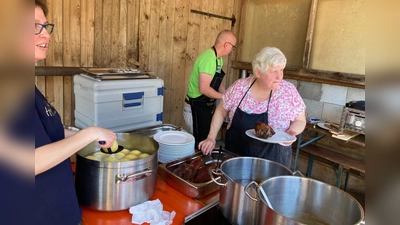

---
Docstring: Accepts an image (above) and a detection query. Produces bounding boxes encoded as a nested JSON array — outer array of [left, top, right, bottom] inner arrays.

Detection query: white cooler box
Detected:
[[74, 74, 164, 132]]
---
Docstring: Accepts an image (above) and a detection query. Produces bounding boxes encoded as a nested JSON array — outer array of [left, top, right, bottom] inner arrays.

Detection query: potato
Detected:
[[121, 149, 130, 154], [93, 152, 108, 160], [125, 154, 138, 160], [130, 150, 142, 155], [114, 152, 125, 159], [138, 153, 150, 159], [101, 140, 119, 153], [119, 158, 130, 162]]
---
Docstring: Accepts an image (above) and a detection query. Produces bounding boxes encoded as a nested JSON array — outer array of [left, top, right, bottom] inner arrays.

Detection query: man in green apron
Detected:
[[184, 30, 236, 149]]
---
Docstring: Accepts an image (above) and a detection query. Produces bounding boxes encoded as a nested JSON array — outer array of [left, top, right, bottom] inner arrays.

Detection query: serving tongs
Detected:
[[216, 146, 223, 168], [98, 140, 124, 154], [206, 146, 223, 168]]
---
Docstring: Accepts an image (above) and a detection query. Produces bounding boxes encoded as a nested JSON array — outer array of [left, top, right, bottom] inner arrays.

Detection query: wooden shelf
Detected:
[[231, 61, 365, 89]]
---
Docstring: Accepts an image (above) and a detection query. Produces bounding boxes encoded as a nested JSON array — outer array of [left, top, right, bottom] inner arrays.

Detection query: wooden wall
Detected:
[[36, 0, 243, 128]]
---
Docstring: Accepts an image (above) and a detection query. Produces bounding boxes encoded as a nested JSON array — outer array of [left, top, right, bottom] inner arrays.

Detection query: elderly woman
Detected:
[[32, 1, 116, 224], [199, 47, 306, 167]]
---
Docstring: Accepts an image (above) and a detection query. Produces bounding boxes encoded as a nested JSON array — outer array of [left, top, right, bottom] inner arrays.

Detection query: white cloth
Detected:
[[129, 199, 176, 225], [183, 101, 193, 134]]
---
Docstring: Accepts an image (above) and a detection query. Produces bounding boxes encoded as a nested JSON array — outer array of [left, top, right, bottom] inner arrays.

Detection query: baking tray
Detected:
[[126, 124, 185, 137], [80, 68, 156, 80], [158, 149, 238, 199]]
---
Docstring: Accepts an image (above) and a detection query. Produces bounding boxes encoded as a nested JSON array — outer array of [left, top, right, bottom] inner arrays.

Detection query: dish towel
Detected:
[[129, 199, 176, 225]]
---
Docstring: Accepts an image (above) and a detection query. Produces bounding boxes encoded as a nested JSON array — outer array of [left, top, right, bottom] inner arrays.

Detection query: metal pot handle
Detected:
[[209, 168, 227, 186], [244, 181, 259, 201], [292, 170, 305, 177], [115, 168, 153, 184]]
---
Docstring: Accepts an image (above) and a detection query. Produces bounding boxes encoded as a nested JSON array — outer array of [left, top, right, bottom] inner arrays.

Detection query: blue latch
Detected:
[[157, 87, 164, 96], [156, 112, 163, 121]]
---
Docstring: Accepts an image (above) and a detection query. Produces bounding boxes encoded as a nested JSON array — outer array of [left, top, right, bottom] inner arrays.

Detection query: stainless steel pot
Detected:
[[210, 157, 300, 225], [75, 133, 159, 211], [245, 176, 364, 225]]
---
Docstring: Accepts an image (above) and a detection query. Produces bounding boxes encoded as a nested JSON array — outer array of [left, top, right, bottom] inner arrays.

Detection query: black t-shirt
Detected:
[[34, 86, 81, 224]]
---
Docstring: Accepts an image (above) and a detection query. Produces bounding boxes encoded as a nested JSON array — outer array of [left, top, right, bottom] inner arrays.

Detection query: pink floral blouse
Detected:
[[222, 76, 306, 131]]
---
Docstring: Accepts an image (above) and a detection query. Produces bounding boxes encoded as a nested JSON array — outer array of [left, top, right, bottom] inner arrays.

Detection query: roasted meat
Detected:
[[172, 163, 192, 178], [191, 163, 217, 183], [189, 157, 205, 171], [254, 121, 275, 138], [171, 156, 224, 183]]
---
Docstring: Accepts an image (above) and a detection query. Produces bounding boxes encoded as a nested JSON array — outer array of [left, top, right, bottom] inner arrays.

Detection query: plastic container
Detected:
[[74, 74, 164, 132]]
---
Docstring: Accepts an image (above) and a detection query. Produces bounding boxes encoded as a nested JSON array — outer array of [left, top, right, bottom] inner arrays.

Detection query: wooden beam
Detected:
[[35, 66, 84, 76], [230, 61, 365, 89], [303, 0, 318, 68]]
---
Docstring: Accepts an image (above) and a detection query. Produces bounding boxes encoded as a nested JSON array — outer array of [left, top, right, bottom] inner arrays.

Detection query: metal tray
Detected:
[[126, 124, 185, 137], [80, 68, 156, 80], [158, 149, 238, 199]]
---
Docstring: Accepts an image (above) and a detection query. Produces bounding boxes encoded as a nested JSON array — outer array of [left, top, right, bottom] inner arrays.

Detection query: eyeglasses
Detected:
[[35, 23, 54, 35], [227, 42, 236, 50]]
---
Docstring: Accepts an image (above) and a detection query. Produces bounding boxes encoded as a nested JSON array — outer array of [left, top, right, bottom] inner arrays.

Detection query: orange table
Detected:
[[81, 177, 209, 225]]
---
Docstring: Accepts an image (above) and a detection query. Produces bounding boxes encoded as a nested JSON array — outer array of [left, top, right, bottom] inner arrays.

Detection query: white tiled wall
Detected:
[[285, 79, 365, 124], [320, 84, 347, 105]]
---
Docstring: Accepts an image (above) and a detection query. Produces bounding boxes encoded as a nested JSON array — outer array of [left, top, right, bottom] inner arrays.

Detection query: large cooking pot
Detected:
[[210, 157, 301, 225], [245, 176, 364, 225], [75, 133, 159, 211]]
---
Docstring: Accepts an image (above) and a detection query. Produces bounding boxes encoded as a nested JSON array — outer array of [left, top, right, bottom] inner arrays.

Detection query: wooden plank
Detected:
[[235, 0, 249, 64], [63, 76, 73, 126], [49, 75, 63, 122], [118, 0, 128, 68], [45, 76, 55, 110], [35, 76, 46, 94], [70, 0, 81, 66], [168, 0, 189, 126], [184, 0, 201, 92], [93, 0, 103, 67], [147, 0, 160, 72], [35, 66, 84, 76], [62, 0, 78, 125], [199, 0, 212, 52], [45, 0, 63, 66], [300, 144, 365, 173], [62, 0, 71, 66], [81, 0, 95, 67], [303, 0, 319, 68], [157, 0, 175, 124], [109, 0, 120, 67], [126, 0, 140, 67], [102, 0, 112, 66], [100, 0, 113, 67], [224, 0, 238, 87], [139, 0, 151, 71]]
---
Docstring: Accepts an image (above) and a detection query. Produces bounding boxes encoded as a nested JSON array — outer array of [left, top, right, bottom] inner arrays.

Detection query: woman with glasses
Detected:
[[184, 30, 236, 149], [199, 47, 306, 168], [30, 1, 117, 224]]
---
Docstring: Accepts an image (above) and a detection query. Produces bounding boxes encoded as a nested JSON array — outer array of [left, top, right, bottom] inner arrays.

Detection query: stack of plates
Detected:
[[153, 131, 195, 163]]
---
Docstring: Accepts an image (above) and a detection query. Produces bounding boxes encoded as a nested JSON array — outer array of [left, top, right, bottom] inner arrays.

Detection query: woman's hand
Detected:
[[86, 126, 117, 148], [198, 138, 216, 155]]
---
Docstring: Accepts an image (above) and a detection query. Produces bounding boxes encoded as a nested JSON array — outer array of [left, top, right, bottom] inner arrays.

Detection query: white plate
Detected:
[[317, 122, 331, 130], [153, 131, 194, 145], [245, 129, 296, 143]]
